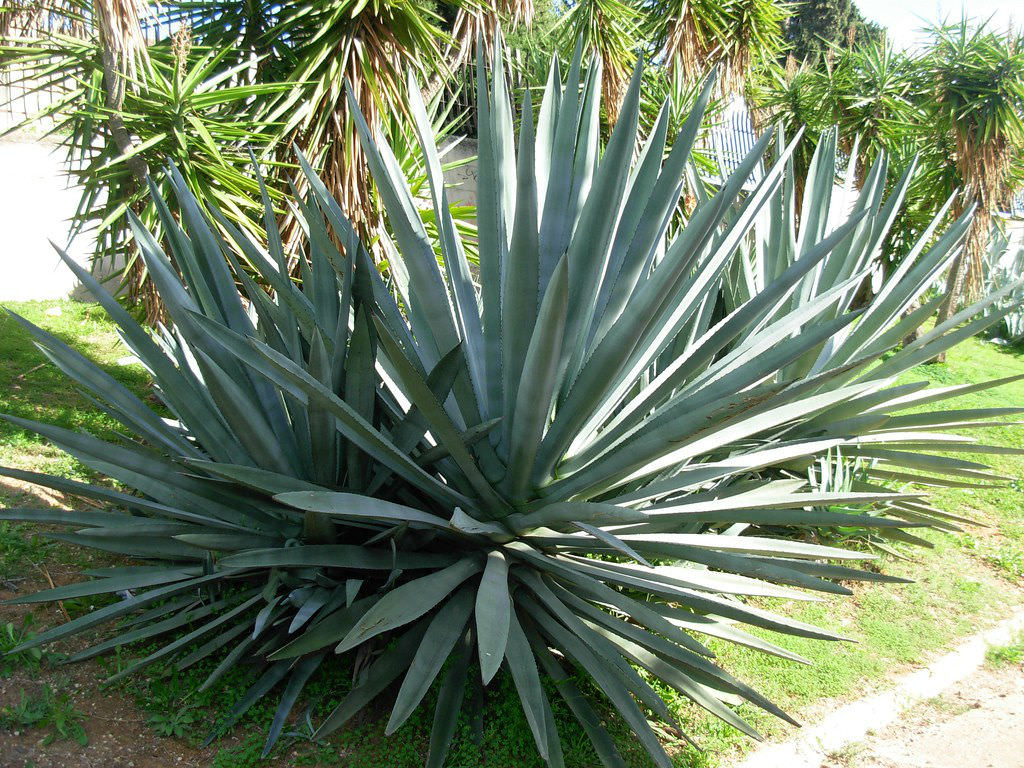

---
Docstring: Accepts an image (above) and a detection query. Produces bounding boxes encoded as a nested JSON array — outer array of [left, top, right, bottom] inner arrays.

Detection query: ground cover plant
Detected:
[[3, 43, 1023, 768]]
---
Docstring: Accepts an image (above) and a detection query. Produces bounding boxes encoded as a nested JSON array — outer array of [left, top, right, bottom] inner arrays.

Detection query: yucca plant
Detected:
[[1, 24, 291, 311], [4, 42, 1023, 768], [926, 19, 1024, 320]]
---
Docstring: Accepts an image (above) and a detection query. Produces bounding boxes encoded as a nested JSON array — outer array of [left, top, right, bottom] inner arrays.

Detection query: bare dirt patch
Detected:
[[0, 663, 217, 768]]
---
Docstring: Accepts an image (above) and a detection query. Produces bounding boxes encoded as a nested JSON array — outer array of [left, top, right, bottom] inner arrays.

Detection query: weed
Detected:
[[922, 694, 973, 717], [212, 735, 265, 768], [986, 633, 1024, 666], [148, 708, 198, 738], [0, 684, 88, 746], [0, 522, 52, 581], [985, 547, 1024, 580], [0, 614, 61, 675], [826, 740, 867, 767]]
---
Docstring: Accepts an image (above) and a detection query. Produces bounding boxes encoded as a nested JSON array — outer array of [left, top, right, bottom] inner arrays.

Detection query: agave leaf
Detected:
[[315, 621, 427, 739], [274, 492, 451, 528], [405, 71, 486, 415], [501, 91, 540, 460], [386, 585, 474, 734], [109, 593, 264, 685], [183, 460, 325, 496], [68, 598, 229, 663], [530, 634, 627, 768], [176, 622, 252, 673], [346, 89, 457, 369], [475, 550, 512, 684], [523, 595, 672, 768], [506, 257, 570, 500], [268, 597, 381, 660], [570, 522, 652, 567], [4, 310, 196, 458], [425, 628, 473, 768], [219, 545, 456, 571], [205, 659, 292, 746], [3, 568, 199, 605], [47, 245, 247, 464], [262, 653, 326, 757], [503, 608, 551, 760], [336, 559, 482, 652]]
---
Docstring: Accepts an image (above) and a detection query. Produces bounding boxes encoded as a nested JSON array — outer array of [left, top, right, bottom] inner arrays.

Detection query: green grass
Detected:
[[986, 632, 1024, 666], [1, 301, 1023, 767], [0, 300, 152, 475], [0, 300, 153, 579]]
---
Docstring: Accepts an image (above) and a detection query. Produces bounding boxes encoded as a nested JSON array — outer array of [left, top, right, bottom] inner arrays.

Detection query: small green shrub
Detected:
[[0, 684, 88, 746], [0, 615, 59, 675]]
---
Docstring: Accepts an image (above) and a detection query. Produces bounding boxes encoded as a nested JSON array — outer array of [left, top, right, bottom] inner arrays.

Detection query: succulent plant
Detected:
[[4, 42, 1021, 767], [984, 227, 1024, 343]]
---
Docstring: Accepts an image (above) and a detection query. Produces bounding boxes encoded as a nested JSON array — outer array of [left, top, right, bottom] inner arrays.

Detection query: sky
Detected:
[[855, 0, 1023, 51]]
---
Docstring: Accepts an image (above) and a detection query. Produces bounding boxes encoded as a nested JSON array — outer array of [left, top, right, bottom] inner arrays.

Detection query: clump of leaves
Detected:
[[0, 615, 59, 675], [147, 708, 197, 739], [3, 40, 1022, 768], [0, 684, 88, 746], [986, 633, 1024, 666]]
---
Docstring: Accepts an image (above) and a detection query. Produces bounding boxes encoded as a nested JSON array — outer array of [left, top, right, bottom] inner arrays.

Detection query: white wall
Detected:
[[0, 132, 97, 301]]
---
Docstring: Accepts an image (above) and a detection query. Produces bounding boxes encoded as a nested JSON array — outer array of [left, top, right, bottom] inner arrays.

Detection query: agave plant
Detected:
[[984, 227, 1024, 344], [4, 42, 1022, 768]]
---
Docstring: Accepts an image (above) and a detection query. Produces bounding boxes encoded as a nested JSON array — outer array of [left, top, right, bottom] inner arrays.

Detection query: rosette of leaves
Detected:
[[984, 228, 1024, 343], [4, 42, 1022, 768]]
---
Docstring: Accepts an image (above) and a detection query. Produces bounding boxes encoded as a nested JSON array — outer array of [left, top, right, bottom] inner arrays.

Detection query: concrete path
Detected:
[[736, 611, 1024, 768], [0, 133, 94, 301], [829, 664, 1024, 768]]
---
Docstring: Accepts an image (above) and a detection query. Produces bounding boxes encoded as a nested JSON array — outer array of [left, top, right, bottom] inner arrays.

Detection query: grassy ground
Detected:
[[1, 299, 1023, 768]]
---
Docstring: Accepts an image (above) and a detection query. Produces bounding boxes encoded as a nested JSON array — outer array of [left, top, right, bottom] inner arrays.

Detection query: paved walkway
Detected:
[[826, 663, 1024, 768], [737, 613, 1024, 768]]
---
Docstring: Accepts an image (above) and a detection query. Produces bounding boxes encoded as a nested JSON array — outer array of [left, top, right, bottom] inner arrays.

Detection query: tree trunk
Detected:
[[930, 199, 989, 363], [95, 7, 163, 321]]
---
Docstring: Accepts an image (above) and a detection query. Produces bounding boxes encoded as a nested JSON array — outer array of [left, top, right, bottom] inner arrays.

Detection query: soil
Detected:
[[0, 597, 219, 768], [822, 662, 1024, 768], [0, 667, 216, 768]]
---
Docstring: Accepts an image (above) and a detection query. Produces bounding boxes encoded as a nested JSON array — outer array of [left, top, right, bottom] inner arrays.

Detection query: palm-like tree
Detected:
[[559, 0, 642, 124], [649, 0, 788, 95], [183, 0, 450, 243], [648, 0, 728, 84], [4, 0, 459, 275], [0, 0, 86, 38], [446, 0, 536, 72], [752, 39, 919, 182], [829, 39, 918, 178], [927, 20, 1024, 321]]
